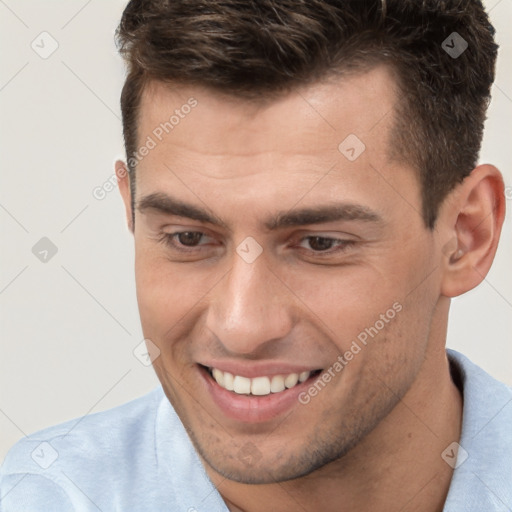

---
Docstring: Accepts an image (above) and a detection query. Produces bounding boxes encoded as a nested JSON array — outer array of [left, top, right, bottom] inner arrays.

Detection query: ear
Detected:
[[115, 160, 134, 233], [440, 164, 506, 298]]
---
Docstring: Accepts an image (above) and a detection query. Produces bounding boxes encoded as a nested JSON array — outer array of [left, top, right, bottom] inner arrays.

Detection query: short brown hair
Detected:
[[116, 0, 498, 228]]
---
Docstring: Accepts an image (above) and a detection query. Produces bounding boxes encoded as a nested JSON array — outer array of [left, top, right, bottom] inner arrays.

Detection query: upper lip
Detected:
[[199, 360, 322, 378]]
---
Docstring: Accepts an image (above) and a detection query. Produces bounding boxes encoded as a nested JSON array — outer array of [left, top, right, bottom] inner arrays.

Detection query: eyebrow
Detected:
[[265, 204, 382, 229], [137, 192, 382, 230], [137, 193, 227, 228]]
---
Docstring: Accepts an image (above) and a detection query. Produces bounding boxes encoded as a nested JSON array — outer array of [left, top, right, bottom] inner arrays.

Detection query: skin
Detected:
[[116, 65, 505, 512]]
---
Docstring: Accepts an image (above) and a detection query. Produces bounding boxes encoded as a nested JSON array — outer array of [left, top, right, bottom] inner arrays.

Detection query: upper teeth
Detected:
[[211, 368, 311, 396]]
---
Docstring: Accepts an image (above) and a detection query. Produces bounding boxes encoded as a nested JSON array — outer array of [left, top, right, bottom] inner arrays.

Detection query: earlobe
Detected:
[[115, 160, 134, 233], [441, 165, 505, 298]]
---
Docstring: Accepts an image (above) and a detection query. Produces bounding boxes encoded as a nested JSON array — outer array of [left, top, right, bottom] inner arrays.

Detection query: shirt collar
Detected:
[[443, 349, 512, 511]]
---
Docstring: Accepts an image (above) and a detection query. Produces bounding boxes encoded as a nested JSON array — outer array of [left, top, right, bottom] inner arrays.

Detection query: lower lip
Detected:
[[199, 366, 318, 423]]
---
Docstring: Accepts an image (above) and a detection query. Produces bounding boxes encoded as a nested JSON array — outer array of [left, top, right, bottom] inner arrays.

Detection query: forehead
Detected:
[[137, 65, 399, 160], [132, 65, 420, 226]]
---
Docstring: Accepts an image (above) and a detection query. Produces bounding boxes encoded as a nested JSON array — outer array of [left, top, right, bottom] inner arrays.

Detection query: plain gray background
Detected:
[[1, 0, 511, 463]]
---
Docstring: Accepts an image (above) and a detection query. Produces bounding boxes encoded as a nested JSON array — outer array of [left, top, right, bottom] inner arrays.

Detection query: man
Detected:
[[1, 0, 510, 510]]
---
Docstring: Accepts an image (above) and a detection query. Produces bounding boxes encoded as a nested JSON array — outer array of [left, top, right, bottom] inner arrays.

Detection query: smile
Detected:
[[207, 367, 321, 396], [199, 364, 324, 422]]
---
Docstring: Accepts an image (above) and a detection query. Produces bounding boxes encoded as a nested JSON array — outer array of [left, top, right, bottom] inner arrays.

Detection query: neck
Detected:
[[206, 343, 463, 512]]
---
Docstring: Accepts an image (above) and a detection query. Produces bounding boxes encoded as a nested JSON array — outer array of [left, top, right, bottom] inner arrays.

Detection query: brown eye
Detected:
[[177, 231, 204, 246], [307, 236, 336, 251]]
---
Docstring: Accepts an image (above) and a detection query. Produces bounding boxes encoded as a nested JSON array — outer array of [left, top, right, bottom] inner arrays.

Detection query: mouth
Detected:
[[203, 365, 323, 396], [198, 363, 323, 422]]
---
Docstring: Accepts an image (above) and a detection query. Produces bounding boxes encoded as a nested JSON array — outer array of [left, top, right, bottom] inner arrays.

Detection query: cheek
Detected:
[[134, 247, 189, 333], [133, 246, 221, 337], [277, 264, 401, 339], [134, 253, 207, 387], [277, 248, 438, 359], [340, 267, 440, 390]]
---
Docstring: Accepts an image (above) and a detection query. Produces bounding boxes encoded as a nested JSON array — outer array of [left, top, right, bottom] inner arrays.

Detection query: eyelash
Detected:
[[157, 231, 356, 257], [296, 236, 355, 254], [157, 232, 216, 253]]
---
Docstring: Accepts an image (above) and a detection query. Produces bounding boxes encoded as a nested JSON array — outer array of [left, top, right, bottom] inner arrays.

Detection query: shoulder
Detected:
[[447, 348, 512, 397], [447, 348, 512, 423], [0, 386, 165, 509], [444, 349, 512, 510], [2, 386, 164, 471]]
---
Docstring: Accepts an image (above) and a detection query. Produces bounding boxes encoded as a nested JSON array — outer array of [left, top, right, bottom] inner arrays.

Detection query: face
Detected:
[[124, 66, 445, 484]]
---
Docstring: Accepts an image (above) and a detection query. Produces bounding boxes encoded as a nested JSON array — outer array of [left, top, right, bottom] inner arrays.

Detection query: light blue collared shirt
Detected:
[[1, 349, 511, 511]]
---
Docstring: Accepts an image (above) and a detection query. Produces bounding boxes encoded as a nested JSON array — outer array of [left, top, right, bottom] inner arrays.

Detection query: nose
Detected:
[[205, 249, 293, 355]]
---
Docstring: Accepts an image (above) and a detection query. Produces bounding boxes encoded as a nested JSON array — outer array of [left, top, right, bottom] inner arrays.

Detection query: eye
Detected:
[[297, 235, 355, 254], [175, 231, 205, 247], [303, 236, 336, 251], [158, 231, 216, 251]]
